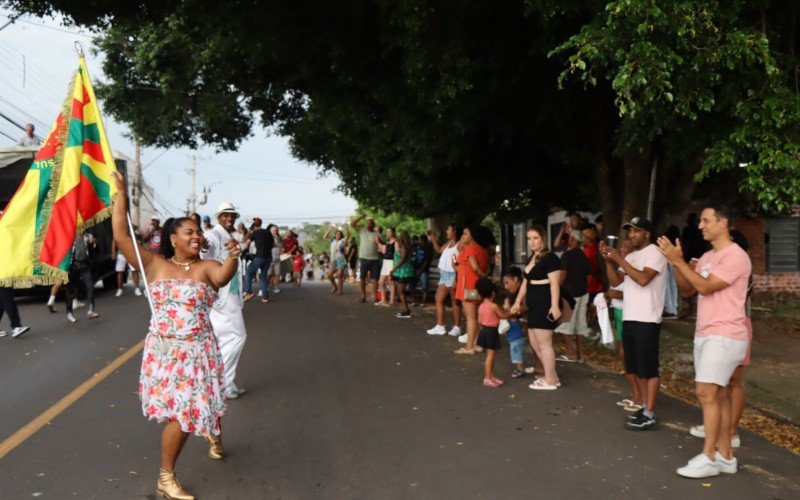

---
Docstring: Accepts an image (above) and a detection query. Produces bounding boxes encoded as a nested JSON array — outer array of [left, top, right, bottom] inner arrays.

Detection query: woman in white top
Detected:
[[266, 224, 282, 293], [324, 224, 349, 294], [426, 223, 463, 336]]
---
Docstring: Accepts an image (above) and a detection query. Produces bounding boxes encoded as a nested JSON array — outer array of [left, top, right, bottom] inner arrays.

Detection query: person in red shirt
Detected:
[[283, 231, 299, 255], [453, 225, 491, 355], [291, 249, 305, 287], [582, 227, 604, 298]]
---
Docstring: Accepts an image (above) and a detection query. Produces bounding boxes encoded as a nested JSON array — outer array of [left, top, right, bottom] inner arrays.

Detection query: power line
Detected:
[[0, 74, 62, 119], [0, 128, 16, 141], [0, 109, 25, 131], [0, 43, 72, 105], [0, 96, 49, 129], [0, 13, 94, 38]]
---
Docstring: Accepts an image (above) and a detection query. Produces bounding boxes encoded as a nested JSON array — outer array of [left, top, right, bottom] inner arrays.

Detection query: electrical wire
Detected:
[[0, 128, 16, 141], [0, 12, 94, 39], [0, 96, 49, 130]]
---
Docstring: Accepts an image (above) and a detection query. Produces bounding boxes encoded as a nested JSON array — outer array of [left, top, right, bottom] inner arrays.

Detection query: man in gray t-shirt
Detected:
[[351, 214, 382, 302]]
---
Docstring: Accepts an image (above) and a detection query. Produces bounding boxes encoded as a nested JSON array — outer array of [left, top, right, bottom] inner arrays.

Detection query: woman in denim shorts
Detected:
[[426, 223, 463, 337]]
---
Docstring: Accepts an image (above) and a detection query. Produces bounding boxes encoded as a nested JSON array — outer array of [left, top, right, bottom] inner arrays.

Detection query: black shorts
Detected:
[[477, 326, 502, 350], [622, 321, 661, 378], [359, 259, 381, 280]]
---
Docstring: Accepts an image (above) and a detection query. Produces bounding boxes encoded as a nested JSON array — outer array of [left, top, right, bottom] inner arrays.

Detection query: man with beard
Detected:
[[658, 204, 751, 478], [202, 202, 248, 399], [351, 214, 382, 303], [600, 216, 667, 431]]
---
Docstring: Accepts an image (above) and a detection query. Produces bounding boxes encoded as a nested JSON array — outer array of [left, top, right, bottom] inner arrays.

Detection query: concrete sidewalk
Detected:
[[656, 317, 800, 426]]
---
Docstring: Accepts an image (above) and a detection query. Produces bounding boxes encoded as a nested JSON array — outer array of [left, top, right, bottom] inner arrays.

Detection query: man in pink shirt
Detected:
[[657, 203, 751, 479]]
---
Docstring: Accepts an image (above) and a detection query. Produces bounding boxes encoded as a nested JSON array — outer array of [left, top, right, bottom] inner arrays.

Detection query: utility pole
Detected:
[[187, 155, 198, 214], [133, 137, 142, 227]]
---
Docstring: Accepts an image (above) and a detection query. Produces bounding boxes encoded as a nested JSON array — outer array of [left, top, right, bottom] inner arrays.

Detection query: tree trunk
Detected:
[[619, 145, 654, 234]]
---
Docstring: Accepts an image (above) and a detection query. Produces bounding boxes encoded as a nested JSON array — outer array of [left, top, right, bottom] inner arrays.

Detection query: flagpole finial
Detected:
[[74, 41, 84, 57]]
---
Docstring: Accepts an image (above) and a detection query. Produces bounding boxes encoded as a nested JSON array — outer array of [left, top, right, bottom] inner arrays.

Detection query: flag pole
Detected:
[[125, 211, 156, 317], [72, 44, 155, 318]]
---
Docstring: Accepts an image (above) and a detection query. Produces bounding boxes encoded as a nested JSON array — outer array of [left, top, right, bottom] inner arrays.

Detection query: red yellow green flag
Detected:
[[0, 57, 118, 287]]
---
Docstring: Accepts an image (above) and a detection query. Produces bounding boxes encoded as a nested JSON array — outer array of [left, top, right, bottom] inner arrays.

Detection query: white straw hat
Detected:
[[214, 202, 239, 218]]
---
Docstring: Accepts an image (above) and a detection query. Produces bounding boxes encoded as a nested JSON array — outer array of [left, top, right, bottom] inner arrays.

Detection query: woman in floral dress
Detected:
[[112, 172, 241, 500]]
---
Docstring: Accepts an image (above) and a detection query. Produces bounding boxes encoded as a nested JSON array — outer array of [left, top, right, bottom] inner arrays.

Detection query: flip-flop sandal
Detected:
[[556, 355, 579, 363], [616, 399, 635, 407], [454, 348, 476, 355], [528, 379, 558, 391], [624, 403, 643, 412]]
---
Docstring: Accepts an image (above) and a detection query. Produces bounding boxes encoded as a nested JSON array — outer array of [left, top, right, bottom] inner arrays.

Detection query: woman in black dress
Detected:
[[512, 225, 562, 390]]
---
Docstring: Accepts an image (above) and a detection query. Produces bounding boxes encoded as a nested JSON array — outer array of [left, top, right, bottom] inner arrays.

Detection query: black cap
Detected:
[[622, 216, 654, 233]]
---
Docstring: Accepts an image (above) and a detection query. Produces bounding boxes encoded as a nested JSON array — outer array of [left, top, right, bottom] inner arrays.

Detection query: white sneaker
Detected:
[[115, 289, 123, 297], [87, 310, 99, 319], [676, 454, 720, 478], [690, 425, 740, 447], [11, 326, 31, 338], [0, 330, 6, 337], [67, 313, 77, 323], [272, 288, 281, 294], [427, 325, 446, 335], [223, 389, 239, 399], [689, 425, 706, 438], [134, 288, 143, 297], [73, 300, 85, 309], [448, 326, 462, 337], [714, 452, 737, 474], [458, 333, 468, 344], [524, 366, 536, 374]]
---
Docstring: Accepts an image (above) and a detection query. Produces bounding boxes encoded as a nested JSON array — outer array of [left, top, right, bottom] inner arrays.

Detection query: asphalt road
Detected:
[[1, 282, 798, 499]]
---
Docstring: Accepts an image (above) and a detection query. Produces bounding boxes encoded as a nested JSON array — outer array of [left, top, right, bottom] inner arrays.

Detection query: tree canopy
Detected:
[[9, 0, 800, 231]]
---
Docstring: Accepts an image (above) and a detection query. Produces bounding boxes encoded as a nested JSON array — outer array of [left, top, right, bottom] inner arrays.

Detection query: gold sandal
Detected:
[[454, 347, 476, 355]]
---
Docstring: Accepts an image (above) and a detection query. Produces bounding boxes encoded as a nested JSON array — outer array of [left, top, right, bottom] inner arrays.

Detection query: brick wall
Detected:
[[734, 217, 765, 274], [752, 273, 800, 293]]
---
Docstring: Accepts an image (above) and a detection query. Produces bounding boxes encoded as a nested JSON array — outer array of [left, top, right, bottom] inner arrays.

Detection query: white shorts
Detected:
[[555, 294, 591, 336], [380, 259, 394, 277], [115, 253, 128, 272], [268, 260, 282, 276], [694, 335, 748, 386]]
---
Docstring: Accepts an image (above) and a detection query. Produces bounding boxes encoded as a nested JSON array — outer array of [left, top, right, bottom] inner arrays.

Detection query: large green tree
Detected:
[[9, 0, 800, 232], [547, 0, 800, 232]]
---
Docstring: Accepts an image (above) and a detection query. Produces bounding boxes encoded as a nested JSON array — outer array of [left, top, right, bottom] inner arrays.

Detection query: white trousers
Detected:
[[210, 298, 247, 391]]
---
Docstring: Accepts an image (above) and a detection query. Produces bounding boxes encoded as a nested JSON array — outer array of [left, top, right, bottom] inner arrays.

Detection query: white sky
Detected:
[[0, 10, 357, 226]]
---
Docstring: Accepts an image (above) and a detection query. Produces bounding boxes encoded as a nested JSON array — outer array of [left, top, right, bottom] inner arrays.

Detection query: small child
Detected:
[[476, 278, 512, 388], [503, 295, 527, 378], [292, 249, 305, 287]]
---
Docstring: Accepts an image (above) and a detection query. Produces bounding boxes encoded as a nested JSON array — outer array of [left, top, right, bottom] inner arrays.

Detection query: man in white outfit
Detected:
[[202, 202, 248, 399]]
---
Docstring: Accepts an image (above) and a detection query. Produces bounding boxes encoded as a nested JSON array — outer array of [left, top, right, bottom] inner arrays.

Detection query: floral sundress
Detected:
[[139, 279, 226, 436]]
